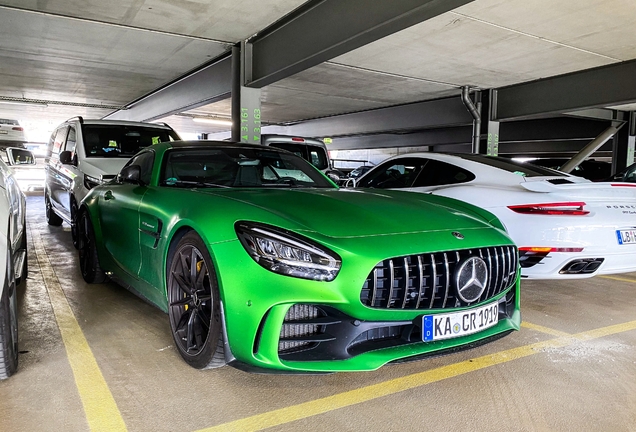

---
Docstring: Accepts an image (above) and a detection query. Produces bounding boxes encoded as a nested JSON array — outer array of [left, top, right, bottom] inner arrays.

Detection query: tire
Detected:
[[167, 231, 225, 369], [45, 193, 63, 226], [77, 210, 107, 284], [71, 198, 79, 249], [0, 277, 18, 379]]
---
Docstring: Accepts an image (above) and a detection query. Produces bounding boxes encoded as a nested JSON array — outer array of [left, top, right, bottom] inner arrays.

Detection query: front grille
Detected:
[[360, 246, 518, 310]]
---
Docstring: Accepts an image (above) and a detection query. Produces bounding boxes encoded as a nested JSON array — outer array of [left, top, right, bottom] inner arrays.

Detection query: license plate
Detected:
[[422, 301, 499, 341], [0, 130, 7, 134], [616, 229, 636, 245]]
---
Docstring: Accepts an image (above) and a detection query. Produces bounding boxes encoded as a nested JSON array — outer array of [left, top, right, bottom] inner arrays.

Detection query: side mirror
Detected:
[[7, 147, 36, 166], [59, 150, 73, 165], [119, 165, 142, 185]]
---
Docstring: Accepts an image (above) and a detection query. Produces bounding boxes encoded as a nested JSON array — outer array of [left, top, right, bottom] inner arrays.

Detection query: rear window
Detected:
[[81, 125, 177, 158], [0, 119, 19, 125], [267, 143, 329, 170], [457, 154, 566, 177]]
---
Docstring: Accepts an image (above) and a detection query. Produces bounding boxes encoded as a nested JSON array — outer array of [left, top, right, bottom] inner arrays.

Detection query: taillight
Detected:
[[291, 137, 305, 142], [12, 127, 23, 131], [507, 202, 589, 216], [519, 247, 584, 253]]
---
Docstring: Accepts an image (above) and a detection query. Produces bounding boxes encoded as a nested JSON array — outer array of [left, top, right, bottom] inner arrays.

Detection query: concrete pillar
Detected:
[[231, 43, 262, 144]]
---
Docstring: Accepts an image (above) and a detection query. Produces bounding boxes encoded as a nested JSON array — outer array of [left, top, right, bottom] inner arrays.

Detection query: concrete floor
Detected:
[[1, 195, 635, 432]]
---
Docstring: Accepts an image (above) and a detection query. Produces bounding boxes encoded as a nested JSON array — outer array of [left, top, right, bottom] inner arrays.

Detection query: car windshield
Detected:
[[457, 154, 567, 177], [160, 147, 335, 189], [82, 125, 176, 158]]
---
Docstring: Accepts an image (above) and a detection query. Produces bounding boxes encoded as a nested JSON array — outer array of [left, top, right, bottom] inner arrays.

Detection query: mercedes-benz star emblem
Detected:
[[452, 231, 464, 240], [455, 256, 488, 303]]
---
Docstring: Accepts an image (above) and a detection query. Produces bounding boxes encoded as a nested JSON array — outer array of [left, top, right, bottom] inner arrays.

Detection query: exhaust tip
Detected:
[[559, 258, 604, 274]]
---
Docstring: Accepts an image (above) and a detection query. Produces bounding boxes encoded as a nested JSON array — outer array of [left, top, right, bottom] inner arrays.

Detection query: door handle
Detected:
[[104, 191, 114, 201]]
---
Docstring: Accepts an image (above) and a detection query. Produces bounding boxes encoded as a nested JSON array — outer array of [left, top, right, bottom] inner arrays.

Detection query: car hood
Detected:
[[205, 188, 500, 238], [79, 158, 128, 178]]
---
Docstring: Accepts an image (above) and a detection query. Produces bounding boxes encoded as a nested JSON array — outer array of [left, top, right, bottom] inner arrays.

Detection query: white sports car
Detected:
[[0, 157, 26, 379], [351, 152, 636, 279]]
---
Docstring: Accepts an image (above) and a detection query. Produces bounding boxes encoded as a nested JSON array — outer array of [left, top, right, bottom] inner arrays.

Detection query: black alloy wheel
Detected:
[[167, 232, 224, 369], [45, 193, 63, 226], [77, 210, 107, 284]]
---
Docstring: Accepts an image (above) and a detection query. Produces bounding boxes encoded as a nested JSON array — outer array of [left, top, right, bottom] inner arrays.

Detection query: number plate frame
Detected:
[[616, 229, 636, 245], [422, 301, 499, 342]]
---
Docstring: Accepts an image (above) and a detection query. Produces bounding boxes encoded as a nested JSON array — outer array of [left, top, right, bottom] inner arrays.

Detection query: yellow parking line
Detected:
[[198, 319, 636, 432], [600, 275, 636, 284], [30, 224, 127, 432], [521, 321, 571, 337]]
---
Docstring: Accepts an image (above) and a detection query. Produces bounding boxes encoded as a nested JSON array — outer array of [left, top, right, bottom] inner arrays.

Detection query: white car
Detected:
[[45, 117, 180, 247], [0, 119, 26, 145], [351, 152, 636, 279], [0, 158, 26, 379]]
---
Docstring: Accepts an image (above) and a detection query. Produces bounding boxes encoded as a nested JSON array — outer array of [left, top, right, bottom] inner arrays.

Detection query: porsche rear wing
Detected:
[[520, 179, 636, 200]]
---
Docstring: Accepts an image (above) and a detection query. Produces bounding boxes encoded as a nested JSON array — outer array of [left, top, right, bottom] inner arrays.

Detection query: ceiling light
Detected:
[[0, 99, 48, 107], [192, 117, 232, 126]]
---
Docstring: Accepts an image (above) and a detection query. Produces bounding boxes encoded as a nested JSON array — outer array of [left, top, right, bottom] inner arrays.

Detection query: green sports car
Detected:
[[78, 141, 520, 372]]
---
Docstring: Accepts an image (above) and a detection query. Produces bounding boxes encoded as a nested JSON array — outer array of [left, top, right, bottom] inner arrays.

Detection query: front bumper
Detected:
[[212, 235, 521, 372]]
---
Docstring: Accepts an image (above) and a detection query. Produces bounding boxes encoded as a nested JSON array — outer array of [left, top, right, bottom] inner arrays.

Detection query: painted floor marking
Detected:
[[30, 223, 127, 432], [521, 321, 571, 337], [600, 275, 636, 284], [197, 319, 636, 432]]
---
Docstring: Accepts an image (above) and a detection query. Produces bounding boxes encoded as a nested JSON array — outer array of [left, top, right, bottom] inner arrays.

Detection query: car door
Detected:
[[97, 151, 154, 277], [46, 126, 72, 218]]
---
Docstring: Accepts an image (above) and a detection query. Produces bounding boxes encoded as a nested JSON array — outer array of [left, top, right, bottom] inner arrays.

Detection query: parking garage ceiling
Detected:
[[1, 0, 636, 139]]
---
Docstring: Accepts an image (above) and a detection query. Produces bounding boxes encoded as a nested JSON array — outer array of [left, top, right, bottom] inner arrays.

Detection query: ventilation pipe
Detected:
[[461, 86, 482, 153], [560, 121, 626, 173]]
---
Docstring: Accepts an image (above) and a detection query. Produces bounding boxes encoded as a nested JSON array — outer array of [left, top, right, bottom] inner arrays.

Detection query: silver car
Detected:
[[0, 157, 26, 379]]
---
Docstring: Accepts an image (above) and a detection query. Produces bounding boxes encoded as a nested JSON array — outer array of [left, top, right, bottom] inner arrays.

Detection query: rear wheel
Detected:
[[77, 210, 107, 283], [45, 193, 63, 226], [0, 277, 18, 379], [167, 231, 225, 369]]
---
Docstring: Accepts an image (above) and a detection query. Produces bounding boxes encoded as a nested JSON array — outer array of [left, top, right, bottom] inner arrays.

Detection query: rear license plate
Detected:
[[422, 301, 499, 341], [0, 130, 7, 134], [616, 229, 636, 245]]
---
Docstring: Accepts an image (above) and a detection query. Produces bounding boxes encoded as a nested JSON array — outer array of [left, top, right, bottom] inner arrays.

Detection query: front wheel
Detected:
[[167, 231, 225, 369], [45, 193, 63, 226], [77, 210, 107, 284], [0, 277, 18, 379]]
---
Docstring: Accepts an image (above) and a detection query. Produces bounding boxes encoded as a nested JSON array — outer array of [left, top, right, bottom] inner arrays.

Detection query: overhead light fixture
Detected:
[[192, 117, 232, 126], [0, 99, 48, 107]]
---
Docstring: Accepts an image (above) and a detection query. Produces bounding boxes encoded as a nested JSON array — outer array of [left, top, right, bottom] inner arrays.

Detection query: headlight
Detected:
[[84, 174, 103, 190], [236, 222, 341, 281]]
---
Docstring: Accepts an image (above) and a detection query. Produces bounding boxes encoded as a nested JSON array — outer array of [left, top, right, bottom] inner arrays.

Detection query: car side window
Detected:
[[125, 151, 155, 185], [412, 159, 476, 187], [66, 127, 77, 155], [50, 126, 69, 158], [357, 158, 427, 188]]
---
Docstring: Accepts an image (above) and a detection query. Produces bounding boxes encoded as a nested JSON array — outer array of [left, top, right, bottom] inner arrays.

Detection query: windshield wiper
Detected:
[[162, 179, 230, 188]]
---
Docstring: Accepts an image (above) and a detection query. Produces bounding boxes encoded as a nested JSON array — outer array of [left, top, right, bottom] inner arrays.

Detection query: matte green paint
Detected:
[[81, 142, 521, 372]]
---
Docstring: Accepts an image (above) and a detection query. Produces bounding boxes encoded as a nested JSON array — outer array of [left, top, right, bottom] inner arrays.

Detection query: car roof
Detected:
[[64, 118, 175, 129]]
